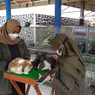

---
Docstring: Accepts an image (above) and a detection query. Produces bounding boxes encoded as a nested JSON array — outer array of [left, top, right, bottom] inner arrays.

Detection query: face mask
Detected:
[[8, 33, 19, 40], [56, 44, 64, 56], [56, 50, 62, 56]]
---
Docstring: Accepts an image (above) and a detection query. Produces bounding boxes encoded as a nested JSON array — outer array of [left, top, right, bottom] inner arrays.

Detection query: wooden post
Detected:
[[80, 0, 85, 26]]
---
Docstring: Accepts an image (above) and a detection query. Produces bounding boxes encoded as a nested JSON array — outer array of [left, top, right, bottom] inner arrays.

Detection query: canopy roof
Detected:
[[0, 0, 95, 12], [62, 0, 95, 12]]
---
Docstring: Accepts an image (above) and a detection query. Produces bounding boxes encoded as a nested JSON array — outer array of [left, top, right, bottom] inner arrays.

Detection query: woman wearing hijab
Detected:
[[50, 34, 86, 95], [0, 19, 30, 95]]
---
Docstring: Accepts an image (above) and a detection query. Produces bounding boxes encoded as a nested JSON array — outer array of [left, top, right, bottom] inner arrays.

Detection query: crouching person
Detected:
[[50, 34, 86, 95]]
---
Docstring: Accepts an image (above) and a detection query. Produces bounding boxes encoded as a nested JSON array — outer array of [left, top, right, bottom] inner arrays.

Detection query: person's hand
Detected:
[[51, 54, 59, 61]]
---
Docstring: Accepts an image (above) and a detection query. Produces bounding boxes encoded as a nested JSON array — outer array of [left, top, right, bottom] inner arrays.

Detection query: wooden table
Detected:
[[3, 69, 47, 95]]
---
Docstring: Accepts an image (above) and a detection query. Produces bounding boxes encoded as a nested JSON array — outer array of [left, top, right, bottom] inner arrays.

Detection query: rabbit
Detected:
[[33, 53, 57, 84], [8, 58, 33, 74], [33, 52, 57, 70]]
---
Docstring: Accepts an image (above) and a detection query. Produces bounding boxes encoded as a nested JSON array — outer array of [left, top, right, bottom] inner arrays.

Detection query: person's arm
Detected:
[[0, 44, 8, 71]]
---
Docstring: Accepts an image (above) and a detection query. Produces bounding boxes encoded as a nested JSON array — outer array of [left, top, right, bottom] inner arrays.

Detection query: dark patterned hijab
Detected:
[[0, 19, 21, 45]]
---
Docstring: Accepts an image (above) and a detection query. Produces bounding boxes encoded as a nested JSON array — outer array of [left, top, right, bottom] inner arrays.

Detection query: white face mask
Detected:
[[56, 44, 64, 56], [8, 33, 19, 40]]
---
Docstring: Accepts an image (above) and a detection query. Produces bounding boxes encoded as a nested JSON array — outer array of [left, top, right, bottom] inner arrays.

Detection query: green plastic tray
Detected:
[[5, 69, 48, 79]]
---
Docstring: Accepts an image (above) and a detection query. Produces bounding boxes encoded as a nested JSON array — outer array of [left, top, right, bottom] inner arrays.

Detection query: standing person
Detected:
[[0, 19, 30, 95], [50, 34, 86, 95]]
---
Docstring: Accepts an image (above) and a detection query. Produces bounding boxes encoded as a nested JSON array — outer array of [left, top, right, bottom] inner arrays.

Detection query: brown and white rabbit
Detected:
[[8, 58, 33, 74]]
